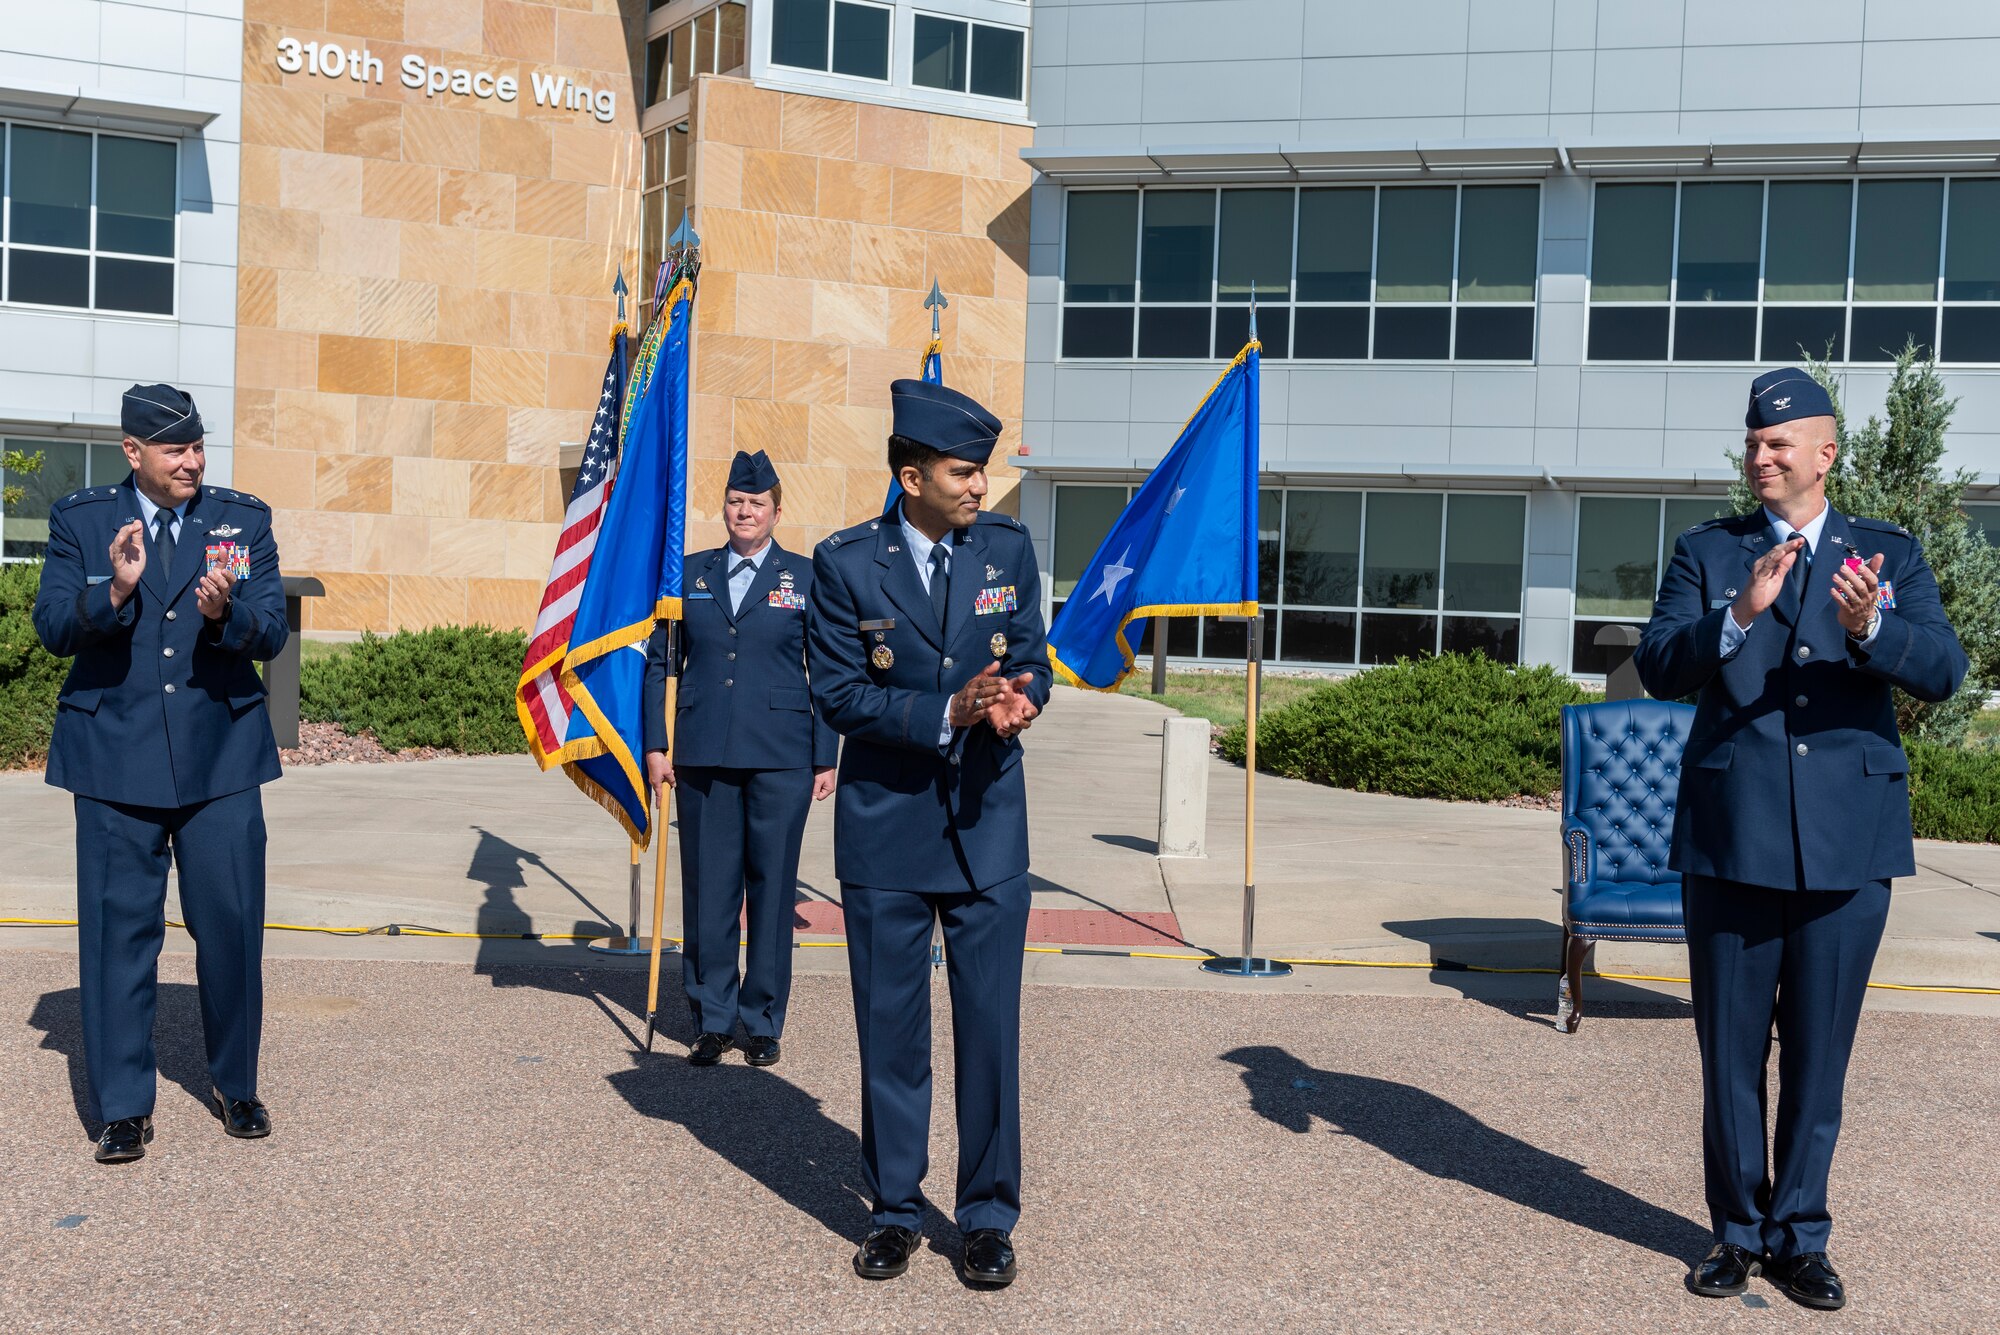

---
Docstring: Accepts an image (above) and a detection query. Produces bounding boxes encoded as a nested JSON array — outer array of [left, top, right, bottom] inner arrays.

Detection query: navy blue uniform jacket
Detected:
[[1634, 510, 1966, 891], [807, 511, 1051, 893], [34, 479, 289, 808], [642, 543, 838, 770]]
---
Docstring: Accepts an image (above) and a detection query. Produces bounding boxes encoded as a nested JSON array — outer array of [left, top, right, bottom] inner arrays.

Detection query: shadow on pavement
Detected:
[[1221, 1045, 1709, 1263], [606, 1053, 875, 1245], [28, 984, 212, 1133], [1384, 916, 1691, 1024], [1091, 832, 1159, 855]]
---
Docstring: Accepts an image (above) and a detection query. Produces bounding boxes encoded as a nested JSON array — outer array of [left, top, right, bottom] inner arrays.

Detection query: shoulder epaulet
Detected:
[[974, 511, 1026, 533], [204, 484, 270, 513], [1848, 515, 1910, 538], [821, 515, 886, 551], [1683, 518, 1727, 535], [51, 486, 120, 512]]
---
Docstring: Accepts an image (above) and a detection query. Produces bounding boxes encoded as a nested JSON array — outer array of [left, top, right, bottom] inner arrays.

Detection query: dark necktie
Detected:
[[154, 512, 176, 584], [928, 546, 949, 630], [729, 558, 753, 611], [1791, 534, 1811, 600]]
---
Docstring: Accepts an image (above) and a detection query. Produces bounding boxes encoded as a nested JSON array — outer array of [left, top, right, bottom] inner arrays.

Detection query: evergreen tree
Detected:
[[1730, 346, 1999, 743]]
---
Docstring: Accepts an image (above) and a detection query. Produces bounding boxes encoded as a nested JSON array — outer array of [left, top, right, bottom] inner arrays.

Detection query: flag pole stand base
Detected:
[[1199, 956, 1293, 978], [587, 935, 672, 957]]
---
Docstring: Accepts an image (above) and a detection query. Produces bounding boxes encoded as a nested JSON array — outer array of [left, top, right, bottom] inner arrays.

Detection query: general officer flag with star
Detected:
[[1048, 339, 1260, 691], [556, 273, 692, 845]]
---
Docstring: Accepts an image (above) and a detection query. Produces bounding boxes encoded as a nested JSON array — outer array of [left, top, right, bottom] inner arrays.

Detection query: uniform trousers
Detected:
[[841, 872, 1030, 1234], [674, 765, 811, 1038], [75, 788, 267, 1124], [1684, 873, 1890, 1259]]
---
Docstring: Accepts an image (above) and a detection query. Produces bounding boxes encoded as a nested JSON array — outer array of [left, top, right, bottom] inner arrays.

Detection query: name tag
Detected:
[[767, 589, 806, 610], [858, 618, 895, 631], [687, 590, 714, 600], [88, 575, 110, 585], [1709, 598, 1731, 609], [974, 585, 1017, 616]]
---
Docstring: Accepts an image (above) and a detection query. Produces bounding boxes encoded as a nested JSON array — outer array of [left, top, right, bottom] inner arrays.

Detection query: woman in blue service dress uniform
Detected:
[[642, 449, 838, 1067]]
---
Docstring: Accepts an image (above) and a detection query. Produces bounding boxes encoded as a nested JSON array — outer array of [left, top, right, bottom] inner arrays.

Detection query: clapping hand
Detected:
[[107, 520, 146, 608], [984, 675, 1040, 739], [196, 564, 237, 622], [1831, 552, 1885, 637], [948, 663, 1040, 738], [1729, 535, 1805, 628]]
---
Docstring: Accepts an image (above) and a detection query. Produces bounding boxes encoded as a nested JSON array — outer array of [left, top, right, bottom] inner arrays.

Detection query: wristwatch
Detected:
[[1847, 609, 1881, 641]]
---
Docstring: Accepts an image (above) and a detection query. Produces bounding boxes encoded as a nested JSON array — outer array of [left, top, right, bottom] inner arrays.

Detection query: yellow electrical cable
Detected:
[[5, 916, 1999, 996]]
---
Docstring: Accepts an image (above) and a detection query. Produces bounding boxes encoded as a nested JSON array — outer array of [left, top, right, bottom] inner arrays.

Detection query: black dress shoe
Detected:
[[959, 1228, 1017, 1287], [1768, 1251, 1846, 1311], [208, 1089, 271, 1139], [688, 1032, 734, 1066], [1689, 1242, 1762, 1297], [742, 1035, 781, 1067], [853, 1225, 921, 1280], [94, 1116, 153, 1164]]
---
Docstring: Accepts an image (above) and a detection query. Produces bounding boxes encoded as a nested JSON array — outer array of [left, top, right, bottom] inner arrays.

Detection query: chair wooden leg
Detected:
[[1563, 932, 1589, 1034]]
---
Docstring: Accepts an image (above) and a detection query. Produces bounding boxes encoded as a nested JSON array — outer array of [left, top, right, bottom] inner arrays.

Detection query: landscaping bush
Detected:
[[1909, 742, 2000, 844], [302, 625, 530, 754], [0, 561, 64, 768], [1217, 653, 1595, 802]]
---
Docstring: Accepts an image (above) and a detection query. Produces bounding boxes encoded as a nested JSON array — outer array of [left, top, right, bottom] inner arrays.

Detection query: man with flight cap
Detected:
[[33, 384, 290, 1163], [641, 448, 838, 1068], [1635, 368, 1966, 1311], [806, 380, 1050, 1287]]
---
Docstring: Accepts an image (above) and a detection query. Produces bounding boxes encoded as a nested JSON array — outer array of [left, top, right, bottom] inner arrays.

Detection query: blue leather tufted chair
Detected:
[[1558, 699, 1694, 1032]]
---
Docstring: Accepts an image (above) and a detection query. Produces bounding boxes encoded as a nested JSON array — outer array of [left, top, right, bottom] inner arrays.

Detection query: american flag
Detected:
[[517, 331, 628, 768]]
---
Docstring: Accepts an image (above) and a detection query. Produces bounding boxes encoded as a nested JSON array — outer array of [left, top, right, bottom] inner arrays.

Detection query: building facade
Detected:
[[1017, 0, 2000, 676], [6, 1, 1998, 666]]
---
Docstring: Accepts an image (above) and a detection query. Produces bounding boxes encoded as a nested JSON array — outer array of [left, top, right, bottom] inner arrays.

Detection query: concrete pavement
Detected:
[[3, 686, 1998, 1016]]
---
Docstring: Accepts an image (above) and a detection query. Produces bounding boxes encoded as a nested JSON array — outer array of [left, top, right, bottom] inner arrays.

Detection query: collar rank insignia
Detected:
[[990, 632, 1007, 659], [210, 524, 242, 539], [973, 585, 1017, 616]]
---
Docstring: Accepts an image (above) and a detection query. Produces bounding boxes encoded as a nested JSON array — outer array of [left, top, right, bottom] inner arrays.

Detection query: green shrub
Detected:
[[0, 562, 65, 768], [302, 625, 530, 754], [1909, 742, 2000, 843], [1217, 653, 1596, 802]]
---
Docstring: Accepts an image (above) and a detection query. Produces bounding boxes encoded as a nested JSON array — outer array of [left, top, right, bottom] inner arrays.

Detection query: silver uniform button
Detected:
[[164, 610, 177, 621], [949, 753, 960, 766], [942, 656, 953, 668], [726, 652, 736, 661], [164, 683, 176, 694], [1797, 645, 1811, 659], [1795, 695, 1808, 707], [1796, 743, 1809, 756], [162, 646, 175, 657], [723, 678, 733, 687], [728, 627, 737, 636]]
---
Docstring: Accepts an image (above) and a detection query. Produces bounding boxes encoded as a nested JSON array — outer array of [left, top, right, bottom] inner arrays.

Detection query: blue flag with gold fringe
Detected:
[[1048, 339, 1260, 691], [882, 336, 946, 515], [556, 276, 692, 844]]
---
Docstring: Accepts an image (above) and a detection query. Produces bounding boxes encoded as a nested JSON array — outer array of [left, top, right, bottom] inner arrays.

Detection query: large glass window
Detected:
[[639, 123, 691, 327], [912, 15, 1025, 101], [1062, 185, 1538, 362], [1049, 485, 1526, 666], [771, 0, 890, 81], [3, 439, 128, 560], [1589, 175, 2000, 364], [648, 1, 746, 106], [3, 123, 176, 316], [1571, 496, 1730, 672]]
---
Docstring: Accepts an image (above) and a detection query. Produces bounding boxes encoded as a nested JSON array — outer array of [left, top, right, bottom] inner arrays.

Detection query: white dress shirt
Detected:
[[724, 539, 770, 614], [132, 487, 185, 543]]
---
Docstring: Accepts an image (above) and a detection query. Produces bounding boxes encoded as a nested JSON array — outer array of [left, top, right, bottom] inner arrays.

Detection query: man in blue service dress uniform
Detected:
[[1635, 369, 1966, 1312], [807, 380, 1050, 1288], [641, 449, 838, 1067], [32, 384, 290, 1164]]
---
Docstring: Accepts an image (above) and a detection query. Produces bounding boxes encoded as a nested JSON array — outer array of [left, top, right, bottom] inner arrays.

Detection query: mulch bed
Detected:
[[281, 722, 452, 767]]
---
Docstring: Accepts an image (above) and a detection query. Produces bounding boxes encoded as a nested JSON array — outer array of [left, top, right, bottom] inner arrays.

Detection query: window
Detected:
[[2, 123, 176, 316], [1966, 502, 2000, 546], [3, 439, 128, 560], [1571, 496, 1730, 673], [647, 1, 747, 107], [640, 123, 690, 325], [771, 0, 890, 81], [1049, 484, 1526, 665], [912, 15, 1025, 100], [1587, 175, 2000, 364], [1061, 185, 1539, 361]]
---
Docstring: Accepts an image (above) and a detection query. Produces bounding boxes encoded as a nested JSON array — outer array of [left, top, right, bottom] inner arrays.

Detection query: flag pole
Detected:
[[644, 623, 678, 1051], [644, 223, 701, 1049], [1201, 283, 1290, 979]]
